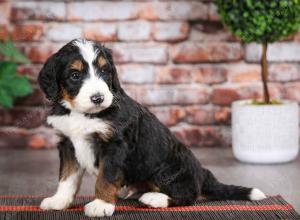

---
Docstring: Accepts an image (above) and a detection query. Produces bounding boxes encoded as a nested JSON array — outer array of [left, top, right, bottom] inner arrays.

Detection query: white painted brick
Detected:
[[67, 2, 141, 21], [118, 21, 151, 41], [118, 64, 156, 84], [45, 23, 82, 42], [246, 42, 300, 62]]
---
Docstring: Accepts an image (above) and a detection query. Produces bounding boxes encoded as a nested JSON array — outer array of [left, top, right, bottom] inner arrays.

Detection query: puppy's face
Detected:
[[38, 39, 120, 114]]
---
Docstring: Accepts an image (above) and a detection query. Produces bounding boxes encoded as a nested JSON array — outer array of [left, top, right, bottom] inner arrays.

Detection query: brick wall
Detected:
[[1, 0, 300, 149]]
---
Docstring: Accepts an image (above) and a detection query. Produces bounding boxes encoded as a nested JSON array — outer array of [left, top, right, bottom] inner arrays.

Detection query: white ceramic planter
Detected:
[[232, 100, 299, 164]]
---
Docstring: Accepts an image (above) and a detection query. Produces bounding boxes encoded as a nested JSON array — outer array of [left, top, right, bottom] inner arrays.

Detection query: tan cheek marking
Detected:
[[62, 88, 74, 107], [98, 56, 107, 67], [70, 59, 83, 71]]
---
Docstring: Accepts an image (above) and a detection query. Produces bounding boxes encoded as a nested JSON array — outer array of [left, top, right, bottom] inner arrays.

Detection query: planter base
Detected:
[[232, 100, 299, 164], [233, 148, 299, 164]]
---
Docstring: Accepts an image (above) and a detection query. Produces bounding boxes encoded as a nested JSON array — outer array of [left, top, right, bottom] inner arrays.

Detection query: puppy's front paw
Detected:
[[84, 199, 115, 217], [40, 195, 72, 210]]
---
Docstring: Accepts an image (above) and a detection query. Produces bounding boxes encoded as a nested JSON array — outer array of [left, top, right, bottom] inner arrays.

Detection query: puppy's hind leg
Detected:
[[139, 192, 171, 208]]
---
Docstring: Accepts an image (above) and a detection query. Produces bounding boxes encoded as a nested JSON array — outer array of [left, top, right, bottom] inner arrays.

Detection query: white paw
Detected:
[[84, 199, 115, 217], [139, 192, 170, 208], [249, 188, 267, 200], [40, 195, 73, 210]]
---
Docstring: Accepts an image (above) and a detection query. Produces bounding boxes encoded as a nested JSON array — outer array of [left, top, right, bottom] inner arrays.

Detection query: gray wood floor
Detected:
[[0, 148, 299, 213]]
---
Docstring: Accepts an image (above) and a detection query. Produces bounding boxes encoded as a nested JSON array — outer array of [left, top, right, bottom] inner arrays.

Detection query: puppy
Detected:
[[38, 39, 266, 217]]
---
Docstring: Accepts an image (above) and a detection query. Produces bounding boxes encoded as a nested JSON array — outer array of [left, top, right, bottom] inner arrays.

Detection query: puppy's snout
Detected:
[[90, 93, 104, 105]]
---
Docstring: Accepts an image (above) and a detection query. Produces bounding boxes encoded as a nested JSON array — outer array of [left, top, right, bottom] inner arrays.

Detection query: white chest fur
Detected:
[[47, 112, 111, 175]]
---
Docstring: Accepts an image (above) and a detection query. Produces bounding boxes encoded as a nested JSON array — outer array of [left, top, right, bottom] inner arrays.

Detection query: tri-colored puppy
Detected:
[[38, 39, 266, 217]]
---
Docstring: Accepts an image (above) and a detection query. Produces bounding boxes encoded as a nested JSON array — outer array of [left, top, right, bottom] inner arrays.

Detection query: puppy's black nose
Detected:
[[90, 93, 104, 104]]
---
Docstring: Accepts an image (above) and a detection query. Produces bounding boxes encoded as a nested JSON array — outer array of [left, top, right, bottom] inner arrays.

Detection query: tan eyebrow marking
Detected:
[[98, 56, 107, 67], [70, 59, 83, 71]]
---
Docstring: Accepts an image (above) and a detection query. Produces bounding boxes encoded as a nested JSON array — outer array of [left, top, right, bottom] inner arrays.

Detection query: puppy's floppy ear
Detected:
[[102, 47, 121, 92], [111, 65, 121, 92], [38, 53, 60, 101]]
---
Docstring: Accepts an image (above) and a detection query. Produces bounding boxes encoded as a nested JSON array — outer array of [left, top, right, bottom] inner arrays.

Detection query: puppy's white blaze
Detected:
[[139, 192, 170, 208], [84, 199, 115, 217], [72, 39, 113, 114], [40, 170, 84, 210], [249, 188, 266, 200], [73, 39, 96, 69], [73, 39, 97, 80]]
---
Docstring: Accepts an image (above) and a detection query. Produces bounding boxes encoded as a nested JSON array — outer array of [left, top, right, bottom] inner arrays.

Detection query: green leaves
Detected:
[[214, 0, 300, 43], [0, 41, 30, 64], [0, 42, 32, 108]]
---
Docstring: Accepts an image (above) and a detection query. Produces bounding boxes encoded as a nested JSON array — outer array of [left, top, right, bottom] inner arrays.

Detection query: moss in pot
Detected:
[[215, 0, 300, 163]]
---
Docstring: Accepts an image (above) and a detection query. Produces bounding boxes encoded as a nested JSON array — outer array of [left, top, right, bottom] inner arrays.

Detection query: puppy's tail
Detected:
[[201, 169, 266, 201]]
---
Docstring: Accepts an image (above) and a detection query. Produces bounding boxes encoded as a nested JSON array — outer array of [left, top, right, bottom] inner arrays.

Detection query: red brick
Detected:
[[118, 21, 151, 41], [11, 2, 66, 21], [118, 64, 156, 84], [284, 82, 300, 102], [226, 64, 261, 83], [192, 66, 227, 84], [0, 107, 47, 129], [123, 85, 140, 101], [12, 24, 43, 41], [149, 106, 185, 126], [238, 83, 283, 101], [208, 3, 220, 21], [17, 64, 42, 79], [15, 87, 46, 106], [156, 67, 191, 84], [84, 23, 117, 42], [138, 85, 209, 106], [214, 107, 231, 124], [29, 126, 58, 149], [45, 23, 82, 42], [0, 1, 10, 24], [211, 87, 240, 105], [0, 126, 57, 149], [0, 24, 9, 40], [171, 125, 228, 147], [294, 30, 300, 42], [269, 64, 300, 82], [67, 2, 140, 21], [26, 44, 59, 64], [170, 42, 242, 63], [112, 43, 168, 64], [0, 127, 30, 148], [185, 106, 215, 125], [190, 24, 237, 42], [140, 2, 208, 21], [152, 22, 189, 42], [212, 84, 283, 105]]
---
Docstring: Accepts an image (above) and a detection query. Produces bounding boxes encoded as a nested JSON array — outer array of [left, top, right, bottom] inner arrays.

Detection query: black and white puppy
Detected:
[[38, 39, 266, 217]]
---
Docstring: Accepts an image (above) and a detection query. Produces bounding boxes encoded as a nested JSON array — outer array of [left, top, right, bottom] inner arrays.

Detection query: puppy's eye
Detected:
[[100, 69, 105, 74], [70, 72, 81, 81]]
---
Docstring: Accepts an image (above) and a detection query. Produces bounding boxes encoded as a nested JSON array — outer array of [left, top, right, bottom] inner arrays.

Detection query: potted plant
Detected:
[[215, 0, 300, 163], [0, 41, 32, 108]]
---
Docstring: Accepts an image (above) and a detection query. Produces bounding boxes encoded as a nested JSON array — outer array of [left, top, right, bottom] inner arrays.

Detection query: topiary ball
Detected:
[[214, 0, 300, 43]]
